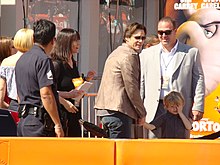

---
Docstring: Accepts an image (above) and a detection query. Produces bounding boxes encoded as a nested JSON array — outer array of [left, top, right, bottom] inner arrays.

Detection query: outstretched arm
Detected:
[[59, 96, 78, 113], [58, 89, 85, 99], [143, 122, 156, 131]]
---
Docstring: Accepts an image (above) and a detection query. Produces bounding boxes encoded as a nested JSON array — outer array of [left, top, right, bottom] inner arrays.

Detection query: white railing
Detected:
[[81, 93, 99, 137]]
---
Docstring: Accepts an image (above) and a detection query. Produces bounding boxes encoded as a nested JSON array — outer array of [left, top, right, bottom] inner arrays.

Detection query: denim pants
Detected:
[[100, 111, 133, 139]]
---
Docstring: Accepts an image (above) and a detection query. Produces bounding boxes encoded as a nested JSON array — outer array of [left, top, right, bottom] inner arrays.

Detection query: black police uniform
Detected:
[[15, 45, 60, 137]]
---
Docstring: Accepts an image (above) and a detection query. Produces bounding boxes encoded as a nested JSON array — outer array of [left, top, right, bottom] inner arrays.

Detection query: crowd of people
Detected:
[[0, 16, 208, 139]]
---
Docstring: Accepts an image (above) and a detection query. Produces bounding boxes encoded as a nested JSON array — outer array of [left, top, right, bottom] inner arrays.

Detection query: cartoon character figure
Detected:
[[176, 8, 220, 96]]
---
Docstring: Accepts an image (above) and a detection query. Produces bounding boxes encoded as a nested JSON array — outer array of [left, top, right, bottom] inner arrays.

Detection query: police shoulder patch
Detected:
[[47, 70, 53, 80]]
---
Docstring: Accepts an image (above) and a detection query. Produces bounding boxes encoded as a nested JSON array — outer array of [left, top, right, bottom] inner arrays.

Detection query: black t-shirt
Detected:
[[15, 45, 59, 107], [150, 111, 186, 139], [53, 59, 80, 92]]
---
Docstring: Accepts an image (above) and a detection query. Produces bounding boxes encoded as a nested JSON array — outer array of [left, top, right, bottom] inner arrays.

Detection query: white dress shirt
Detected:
[[160, 41, 179, 99]]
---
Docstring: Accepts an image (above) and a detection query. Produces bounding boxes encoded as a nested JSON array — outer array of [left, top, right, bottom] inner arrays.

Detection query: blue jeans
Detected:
[[101, 111, 133, 139]]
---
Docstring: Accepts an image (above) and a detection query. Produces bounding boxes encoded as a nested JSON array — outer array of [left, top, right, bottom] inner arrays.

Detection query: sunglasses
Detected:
[[134, 36, 146, 40], [157, 30, 173, 35]]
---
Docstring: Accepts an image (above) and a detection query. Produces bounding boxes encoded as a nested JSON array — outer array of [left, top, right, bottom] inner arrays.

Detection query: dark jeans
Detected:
[[100, 111, 133, 139], [66, 110, 81, 137], [17, 115, 55, 137]]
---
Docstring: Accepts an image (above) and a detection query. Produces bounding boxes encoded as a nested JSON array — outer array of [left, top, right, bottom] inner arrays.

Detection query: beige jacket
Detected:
[[94, 43, 146, 119]]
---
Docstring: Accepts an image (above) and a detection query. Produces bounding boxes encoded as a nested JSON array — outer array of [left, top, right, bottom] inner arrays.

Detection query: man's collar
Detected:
[[122, 43, 139, 55], [159, 40, 179, 53]]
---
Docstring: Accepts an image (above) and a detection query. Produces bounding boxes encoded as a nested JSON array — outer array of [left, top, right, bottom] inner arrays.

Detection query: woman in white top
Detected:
[[0, 28, 34, 111]]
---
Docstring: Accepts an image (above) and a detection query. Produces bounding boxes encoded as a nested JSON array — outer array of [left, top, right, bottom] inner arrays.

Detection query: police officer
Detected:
[[15, 19, 64, 137]]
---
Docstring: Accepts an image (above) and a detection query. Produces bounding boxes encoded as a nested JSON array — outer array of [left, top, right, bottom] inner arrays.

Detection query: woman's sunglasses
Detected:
[[134, 36, 146, 40]]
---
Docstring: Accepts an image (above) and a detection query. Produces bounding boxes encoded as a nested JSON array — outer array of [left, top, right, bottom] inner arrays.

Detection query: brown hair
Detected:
[[0, 36, 12, 63], [163, 91, 185, 107], [50, 28, 80, 66], [143, 34, 160, 48], [158, 16, 177, 29], [123, 22, 146, 43]]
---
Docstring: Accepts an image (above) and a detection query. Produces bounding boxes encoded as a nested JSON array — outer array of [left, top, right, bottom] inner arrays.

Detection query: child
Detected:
[[144, 91, 192, 139]]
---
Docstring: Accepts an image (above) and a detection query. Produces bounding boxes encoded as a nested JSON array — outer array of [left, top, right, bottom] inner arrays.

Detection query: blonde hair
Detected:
[[13, 28, 34, 52], [164, 91, 185, 107]]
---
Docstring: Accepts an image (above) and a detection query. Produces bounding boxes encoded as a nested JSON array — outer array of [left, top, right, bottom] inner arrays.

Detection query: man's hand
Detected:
[[192, 110, 204, 121], [138, 117, 146, 126], [54, 125, 64, 137]]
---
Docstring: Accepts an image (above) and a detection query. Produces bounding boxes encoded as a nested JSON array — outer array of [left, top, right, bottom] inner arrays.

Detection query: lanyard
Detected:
[[161, 54, 175, 71]]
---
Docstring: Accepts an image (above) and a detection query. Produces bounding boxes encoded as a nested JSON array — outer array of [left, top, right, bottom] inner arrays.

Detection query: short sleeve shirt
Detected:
[[15, 45, 59, 107], [150, 111, 186, 138], [0, 66, 17, 100]]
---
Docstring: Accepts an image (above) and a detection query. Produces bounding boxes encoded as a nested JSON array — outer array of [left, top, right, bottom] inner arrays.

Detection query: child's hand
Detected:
[[177, 104, 184, 114]]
